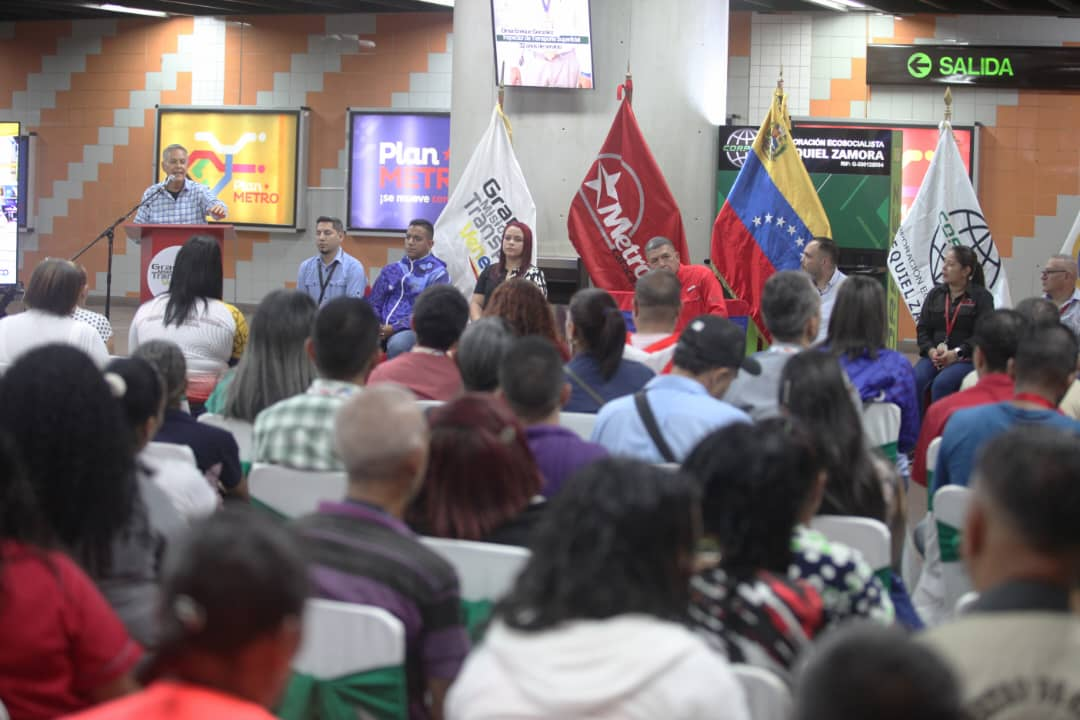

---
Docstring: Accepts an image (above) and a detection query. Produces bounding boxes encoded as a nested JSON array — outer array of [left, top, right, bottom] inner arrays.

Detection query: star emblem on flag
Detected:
[[584, 164, 620, 209]]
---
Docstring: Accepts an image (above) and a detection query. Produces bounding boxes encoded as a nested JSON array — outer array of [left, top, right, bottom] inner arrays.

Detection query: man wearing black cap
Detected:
[[590, 315, 758, 463]]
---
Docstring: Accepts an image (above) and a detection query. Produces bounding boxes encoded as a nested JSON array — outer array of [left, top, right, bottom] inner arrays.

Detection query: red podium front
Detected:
[[124, 224, 236, 302]]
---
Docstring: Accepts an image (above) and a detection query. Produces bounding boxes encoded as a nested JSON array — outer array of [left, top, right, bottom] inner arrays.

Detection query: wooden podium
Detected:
[[124, 223, 236, 302]]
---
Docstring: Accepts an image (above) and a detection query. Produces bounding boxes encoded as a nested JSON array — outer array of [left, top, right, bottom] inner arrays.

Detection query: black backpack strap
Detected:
[[633, 390, 677, 463]]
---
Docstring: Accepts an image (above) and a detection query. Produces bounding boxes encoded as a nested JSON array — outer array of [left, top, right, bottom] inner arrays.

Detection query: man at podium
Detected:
[[134, 144, 228, 224]]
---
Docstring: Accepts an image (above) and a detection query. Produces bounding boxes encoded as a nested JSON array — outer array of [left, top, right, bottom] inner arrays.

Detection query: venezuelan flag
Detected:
[[711, 86, 831, 339]]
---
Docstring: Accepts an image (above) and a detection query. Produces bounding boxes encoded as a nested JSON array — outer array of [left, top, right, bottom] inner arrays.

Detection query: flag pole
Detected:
[[618, 60, 633, 105], [498, 61, 506, 110]]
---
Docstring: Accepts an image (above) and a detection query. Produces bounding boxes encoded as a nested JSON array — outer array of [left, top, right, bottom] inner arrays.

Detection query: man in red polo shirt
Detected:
[[912, 309, 1024, 488], [644, 236, 727, 332]]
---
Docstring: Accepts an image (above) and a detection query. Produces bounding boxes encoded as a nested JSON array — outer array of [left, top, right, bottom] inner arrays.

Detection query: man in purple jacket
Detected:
[[368, 218, 451, 359], [498, 336, 608, 498]]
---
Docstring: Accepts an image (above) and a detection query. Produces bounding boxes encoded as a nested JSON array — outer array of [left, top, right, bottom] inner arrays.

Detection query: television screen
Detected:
[[0, 123, 20, 285], [347, 111, 450, 233], [491, 0, 594, 89]]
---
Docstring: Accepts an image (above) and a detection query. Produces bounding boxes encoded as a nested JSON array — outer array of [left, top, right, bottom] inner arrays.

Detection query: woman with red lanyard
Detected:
[[914, 245, 995, 411]]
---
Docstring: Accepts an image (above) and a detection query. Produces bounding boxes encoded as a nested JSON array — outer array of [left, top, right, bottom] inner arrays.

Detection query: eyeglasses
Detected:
[[1042, 269, 1069, 278]]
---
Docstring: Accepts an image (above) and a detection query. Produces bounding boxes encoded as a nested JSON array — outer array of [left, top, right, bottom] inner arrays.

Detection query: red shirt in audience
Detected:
[[366, 349, 464, 401], [0, 541, 141, 720], [911, 372, 1014, 487], [63, 681, 276, 720]]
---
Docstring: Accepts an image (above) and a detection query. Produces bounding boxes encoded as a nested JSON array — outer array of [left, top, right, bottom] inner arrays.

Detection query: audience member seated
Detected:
[[446, 459, 750, 720], [134, 340, 243, 498], [1041, 252, 1080, 339], [0, 432, 141, 718], [253, 297, 380, 472], [482, 278, 567, 358], [684, 420, 826, 681], [295, 385, 469, 720], [725, 270, 821, 420], [469, 220, 547, 320], [914, 245, 994, 409], [0, 344, 184, 647], [911, 309, 1024, 489], [780, 352, 908, 627], [922, 427, 1080, 715], [69, 507, 308, 720], [564, 288, 654, 413], [367, 284, 468, 401], [107, 357, 219, 521], [129, 235, 248, 408], [643, 235, 728, 331], [204, 289, 318, 419], [0, 257, 108, 367], [369, 218, 450, 359], [794, 624, 967, 720], [72, 262, 115, 353], [498, 336, 607, 498], [1013, 296, 1080, 419], [622, 269, 682, 374], [455, 317, 513, 393], [592, 316, 755, 463], [825, 275, 920, 471], [408, 394, 545, 546]]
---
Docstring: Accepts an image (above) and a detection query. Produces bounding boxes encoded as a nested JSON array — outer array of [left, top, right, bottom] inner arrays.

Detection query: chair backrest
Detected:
[[559, 411, 596, 440], [730, 664, 791, 720], [293, 599, 405, 677], [810, 515, 892, 574], [420, 536, 530, 602], [198, 413, 254, 465], [416, 399, 444, 411], [145, 441, 197, 467], [861, 402, 901, 461], [926, 435, 942, 500], [932, 484, 974, 610], [248, 463, 347, 518]]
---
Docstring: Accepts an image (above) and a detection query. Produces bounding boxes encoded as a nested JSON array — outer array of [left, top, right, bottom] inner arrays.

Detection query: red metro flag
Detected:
[[568, 98, 689, 292]]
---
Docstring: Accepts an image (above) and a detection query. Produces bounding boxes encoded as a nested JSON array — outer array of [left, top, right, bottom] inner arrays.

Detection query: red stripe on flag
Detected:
[[711, 202, 779, 339]]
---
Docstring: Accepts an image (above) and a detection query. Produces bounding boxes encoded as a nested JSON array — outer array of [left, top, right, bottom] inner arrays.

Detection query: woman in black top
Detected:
[[914, 245, 994, 409], [468, 221, 548, 320]]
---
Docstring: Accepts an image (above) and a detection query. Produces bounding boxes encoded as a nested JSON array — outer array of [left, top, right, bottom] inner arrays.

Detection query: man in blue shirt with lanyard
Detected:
[[297, 216, 367, 307]]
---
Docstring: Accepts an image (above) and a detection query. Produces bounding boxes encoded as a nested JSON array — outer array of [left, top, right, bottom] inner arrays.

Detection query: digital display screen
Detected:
[[0, 122, 20, 285], [491, 0, 594, 89]]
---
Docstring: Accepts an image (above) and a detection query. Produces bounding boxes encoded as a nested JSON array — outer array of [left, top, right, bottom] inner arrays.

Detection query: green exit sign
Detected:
[[867, 44, 1080, 89]]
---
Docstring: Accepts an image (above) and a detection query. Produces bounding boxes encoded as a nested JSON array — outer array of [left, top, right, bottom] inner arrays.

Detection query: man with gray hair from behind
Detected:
[[294, 384, 469, 720], [724, 270, 821, 420]]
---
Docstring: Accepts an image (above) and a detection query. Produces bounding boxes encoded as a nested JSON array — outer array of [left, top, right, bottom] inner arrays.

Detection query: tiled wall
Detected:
[[730, 10, 1080, 337], [0, 12, 452, 303]]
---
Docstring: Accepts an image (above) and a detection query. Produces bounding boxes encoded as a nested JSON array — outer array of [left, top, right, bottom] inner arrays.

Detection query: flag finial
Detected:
[[943, 86, 953, 123], [618, 63, 633, 104]]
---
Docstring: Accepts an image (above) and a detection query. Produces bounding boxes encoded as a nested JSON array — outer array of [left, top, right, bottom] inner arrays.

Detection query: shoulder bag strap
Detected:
[[564, 364, 608, 408], [633, 390, 677, 463]]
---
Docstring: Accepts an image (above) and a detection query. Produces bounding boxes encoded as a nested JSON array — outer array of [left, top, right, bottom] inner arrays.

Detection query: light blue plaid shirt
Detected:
[[134, 178, 227, 225]]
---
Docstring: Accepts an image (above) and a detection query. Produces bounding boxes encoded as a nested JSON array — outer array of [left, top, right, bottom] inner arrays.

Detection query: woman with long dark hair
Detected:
[[0, 431, 141, 718], [408, 394, 544, 546], [563, 288, 653, 413], [914, 245, 994, 407], [469, 221, 547, 320], [684, 419, 826, 680], [204, 289, 318, 419], [0, 344, 184, 646], [446, 458, 749, 720], [129, 235, 249, 407]]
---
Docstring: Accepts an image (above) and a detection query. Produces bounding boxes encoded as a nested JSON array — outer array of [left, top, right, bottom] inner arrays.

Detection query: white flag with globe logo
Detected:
[[888, 122, 1011, 322]]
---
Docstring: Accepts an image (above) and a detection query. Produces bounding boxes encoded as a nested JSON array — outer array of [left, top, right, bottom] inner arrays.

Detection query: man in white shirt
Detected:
[[1040, 253, 1080, 339], [800, 236, 845, 344], [624, 269, 681, 374]]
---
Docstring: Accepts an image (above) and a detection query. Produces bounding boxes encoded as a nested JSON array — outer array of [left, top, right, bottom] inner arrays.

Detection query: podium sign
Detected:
[[124, 224, 236, 302]]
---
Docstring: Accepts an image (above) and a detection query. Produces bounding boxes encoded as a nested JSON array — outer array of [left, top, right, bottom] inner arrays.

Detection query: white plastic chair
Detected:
[[416, 399, 444, 411], [730, 664, 791, 720], [247, 463, 346, 518], [861, 402, 901, 461], [955, 591, 980, 615], [902, 436, 939, 589], [559, 411, 596, 440], [198, 413, 254, 466], [932, 484, 974, 614], [810, 515, 892, 576], [420, 537, 529, 602], [145, 441, 198, 467]]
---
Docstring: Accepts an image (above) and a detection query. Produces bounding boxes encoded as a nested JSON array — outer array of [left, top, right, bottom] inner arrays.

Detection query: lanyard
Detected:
[[1060, 298, 1076, 316], [1013, 392, 1059, 412], [944, 292, 967, 339], [316, 261, 338, 304]]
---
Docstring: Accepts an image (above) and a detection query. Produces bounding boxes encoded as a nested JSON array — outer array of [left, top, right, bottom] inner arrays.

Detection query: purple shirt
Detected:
[[525, 424, 608, 498]]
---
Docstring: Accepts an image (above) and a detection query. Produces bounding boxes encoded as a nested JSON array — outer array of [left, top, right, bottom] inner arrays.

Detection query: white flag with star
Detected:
[[433, 105, 536, 297]]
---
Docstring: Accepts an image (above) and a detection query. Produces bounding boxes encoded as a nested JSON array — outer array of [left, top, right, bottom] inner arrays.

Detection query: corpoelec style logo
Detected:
[[907, 51, 933, 79]]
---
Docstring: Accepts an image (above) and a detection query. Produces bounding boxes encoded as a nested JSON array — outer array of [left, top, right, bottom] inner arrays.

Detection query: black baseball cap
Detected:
[[675, 315, 761, 375]]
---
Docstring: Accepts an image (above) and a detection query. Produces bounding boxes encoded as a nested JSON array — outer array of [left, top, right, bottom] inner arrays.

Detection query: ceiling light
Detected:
[[803, 0, 850, 10], [417, 0, 454, 6], [83, 3, 169, 17]]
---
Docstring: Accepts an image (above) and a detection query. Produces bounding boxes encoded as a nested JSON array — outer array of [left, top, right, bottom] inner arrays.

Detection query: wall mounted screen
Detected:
[[491, 0, 594, 89], [0, 122, 20, 285]]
